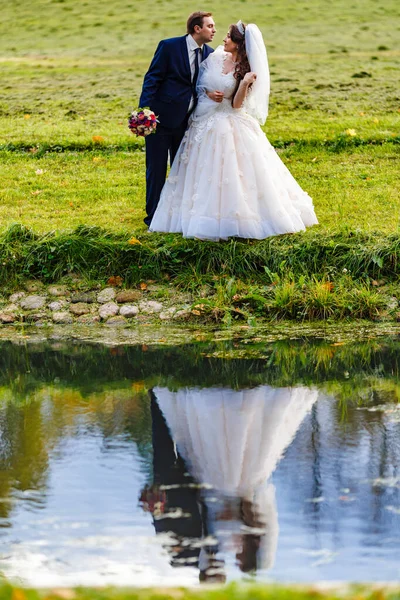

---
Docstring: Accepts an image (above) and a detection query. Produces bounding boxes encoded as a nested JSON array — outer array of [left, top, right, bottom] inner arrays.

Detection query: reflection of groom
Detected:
[[140, 390, 225, 582], [139, 12, 215, 227]]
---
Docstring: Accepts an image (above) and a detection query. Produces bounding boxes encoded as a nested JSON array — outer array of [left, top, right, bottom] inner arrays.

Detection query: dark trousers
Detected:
[[144, 118, 188, 227]]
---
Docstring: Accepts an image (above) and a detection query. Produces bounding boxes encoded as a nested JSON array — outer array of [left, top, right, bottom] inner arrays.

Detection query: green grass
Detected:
[[0, 0, 399, 323], [0, 0, 399, 234], [0, 583, 399, 600], [0, 0, 399, 152], [0, 144, 399, 234]]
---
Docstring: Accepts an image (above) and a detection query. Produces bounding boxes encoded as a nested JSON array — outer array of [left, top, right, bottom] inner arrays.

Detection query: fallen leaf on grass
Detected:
[[12, 591, 29, 600], [108, 275, 123, 286], [128, 237, 142, 245], [30, 190, 42, 196], [132, 381, 145, 392], [140, 282, 148, 290]]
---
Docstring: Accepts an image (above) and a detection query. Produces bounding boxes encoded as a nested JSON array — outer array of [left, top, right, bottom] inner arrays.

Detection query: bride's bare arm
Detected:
[[232, 72, 257, 109]]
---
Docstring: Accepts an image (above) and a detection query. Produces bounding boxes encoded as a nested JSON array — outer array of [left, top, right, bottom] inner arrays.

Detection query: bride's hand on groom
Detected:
[[207, 90, 224, 103]]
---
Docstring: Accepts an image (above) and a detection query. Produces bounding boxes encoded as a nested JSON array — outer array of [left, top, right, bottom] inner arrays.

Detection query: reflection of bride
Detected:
[[145, 384, 318, 580], [150, 22, 318, 240]]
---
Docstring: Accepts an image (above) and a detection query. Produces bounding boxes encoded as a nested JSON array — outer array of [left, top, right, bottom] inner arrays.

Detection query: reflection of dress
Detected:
[[150, 47, 318, 240], [154, 385, 318, 570]]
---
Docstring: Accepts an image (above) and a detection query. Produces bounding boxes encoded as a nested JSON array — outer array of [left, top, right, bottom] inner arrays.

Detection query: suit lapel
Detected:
[[180, 35, 191, 79], [202, 44, 212, 61]]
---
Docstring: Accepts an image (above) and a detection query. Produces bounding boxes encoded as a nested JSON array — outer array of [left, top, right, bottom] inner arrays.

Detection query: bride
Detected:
[[150, 22, 318, 241]]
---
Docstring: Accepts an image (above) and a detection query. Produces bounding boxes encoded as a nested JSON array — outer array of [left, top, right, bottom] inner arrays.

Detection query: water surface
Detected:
[[0, 339, 399, 586]]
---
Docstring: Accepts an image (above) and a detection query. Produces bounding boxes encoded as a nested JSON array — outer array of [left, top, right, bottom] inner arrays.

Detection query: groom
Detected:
[[139, 11, 216, 227]]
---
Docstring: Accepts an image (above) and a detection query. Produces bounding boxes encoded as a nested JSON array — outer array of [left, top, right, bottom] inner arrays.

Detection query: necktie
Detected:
[[193, 47, 201, 91]]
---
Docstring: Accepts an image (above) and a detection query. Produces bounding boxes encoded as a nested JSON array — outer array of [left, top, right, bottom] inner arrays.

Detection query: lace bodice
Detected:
[[213, 69, 236, 100], [191, 47, 241, 127], [200, 48, 237, 95]]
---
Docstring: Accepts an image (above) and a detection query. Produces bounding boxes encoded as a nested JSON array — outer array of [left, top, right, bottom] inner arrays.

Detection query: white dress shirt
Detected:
[[186, 34, 203, 112]]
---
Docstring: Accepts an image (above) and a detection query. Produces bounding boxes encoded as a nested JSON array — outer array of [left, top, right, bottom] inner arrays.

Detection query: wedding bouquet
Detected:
[[128, 107, 158, 137]]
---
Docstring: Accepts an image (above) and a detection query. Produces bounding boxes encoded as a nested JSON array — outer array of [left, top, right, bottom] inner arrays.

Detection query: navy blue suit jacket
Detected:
[[139, 36, 214, 130]]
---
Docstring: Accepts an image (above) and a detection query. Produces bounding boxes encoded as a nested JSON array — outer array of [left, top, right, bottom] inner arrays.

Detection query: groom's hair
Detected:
[[187, 11, 212, 34]]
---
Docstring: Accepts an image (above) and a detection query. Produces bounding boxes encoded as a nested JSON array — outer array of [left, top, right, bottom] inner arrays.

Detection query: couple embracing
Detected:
[[140, 11, 318, 241]]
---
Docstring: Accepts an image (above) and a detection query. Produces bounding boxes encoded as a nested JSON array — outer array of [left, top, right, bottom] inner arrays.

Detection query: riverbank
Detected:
[[1, 224, 400, 327]]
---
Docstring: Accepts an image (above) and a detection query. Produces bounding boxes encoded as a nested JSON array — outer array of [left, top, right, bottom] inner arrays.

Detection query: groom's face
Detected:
[[195, 16, 216, 43]]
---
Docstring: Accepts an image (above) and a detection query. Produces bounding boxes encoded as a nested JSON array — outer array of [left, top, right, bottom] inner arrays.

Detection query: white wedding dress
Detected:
[[150, 45, 318, 241], [153, 384, 318, 571]]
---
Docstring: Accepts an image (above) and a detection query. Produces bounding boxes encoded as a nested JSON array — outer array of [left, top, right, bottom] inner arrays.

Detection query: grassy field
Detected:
[[0, 144, 399, 233], [0, 0, 399, 236], [0, 583, 399, 600]]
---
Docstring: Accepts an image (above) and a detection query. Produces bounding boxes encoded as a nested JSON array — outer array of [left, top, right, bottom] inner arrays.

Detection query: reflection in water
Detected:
[[0, 339, 399, 585], [142, 386, 318, 581]]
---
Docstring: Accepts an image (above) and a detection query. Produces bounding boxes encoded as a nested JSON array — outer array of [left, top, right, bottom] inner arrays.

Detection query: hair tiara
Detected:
[[236, 20, 245, 35]]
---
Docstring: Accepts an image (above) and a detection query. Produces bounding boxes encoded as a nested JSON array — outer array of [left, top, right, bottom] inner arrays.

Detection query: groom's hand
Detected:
[[207, 90, 224, 103]]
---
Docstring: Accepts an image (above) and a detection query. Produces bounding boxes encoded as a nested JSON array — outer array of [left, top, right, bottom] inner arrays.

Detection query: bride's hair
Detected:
[[229, 23, 251, 106]]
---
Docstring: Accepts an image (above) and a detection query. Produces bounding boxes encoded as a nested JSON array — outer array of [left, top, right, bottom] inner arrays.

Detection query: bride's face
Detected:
[[223, 30, 237, 54]]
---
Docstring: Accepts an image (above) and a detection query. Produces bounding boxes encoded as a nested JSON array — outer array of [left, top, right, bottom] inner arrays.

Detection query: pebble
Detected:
[[76, 314, 100, 324], [9, 292, 25, 303], [0, 313, 16, 324], [48, 285, 68, 297], [69, 302, 91, 316], [24, 281, 43, 293], [3, 303, 19, 314], [25, 312, 47, 322], [71, 291, 97, 304], [52, 311, 73, 324], [159, 307, 178, 320], [97, 288, 116, 303], [48, 301, 64, 312], [119, 304, 139, 317], [105, 315, 127, 327], [139, 300, 163, 314], [20, 295, 46, 310], [99, 302, 119, 319], [116, 290, 142, 303]]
